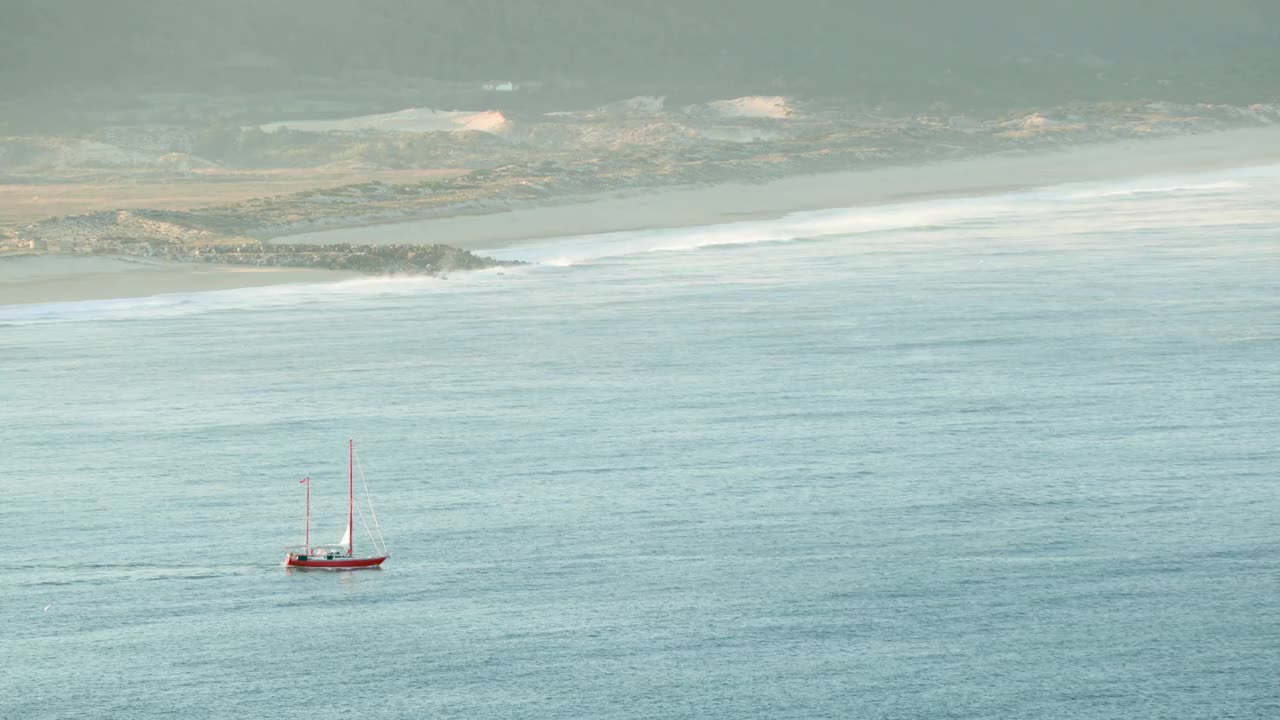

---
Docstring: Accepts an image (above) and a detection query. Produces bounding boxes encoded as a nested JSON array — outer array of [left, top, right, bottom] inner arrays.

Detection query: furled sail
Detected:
[[339, 526, 351, 548]]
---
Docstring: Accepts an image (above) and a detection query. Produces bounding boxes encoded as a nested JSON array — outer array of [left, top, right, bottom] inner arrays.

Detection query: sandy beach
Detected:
[[0, 255, 357, 306], [4, 125, 1279, 306]]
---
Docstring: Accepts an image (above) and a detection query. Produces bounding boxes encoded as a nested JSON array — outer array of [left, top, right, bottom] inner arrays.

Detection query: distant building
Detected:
[[482, 81, 517, 92]]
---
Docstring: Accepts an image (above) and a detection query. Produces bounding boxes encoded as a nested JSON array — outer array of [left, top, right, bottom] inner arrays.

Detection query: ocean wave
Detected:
[[1068, 179, 1250, 199], [485, 196, 1037, 266], [486, 165, 1275, 266], [0, 272, 516, 326]]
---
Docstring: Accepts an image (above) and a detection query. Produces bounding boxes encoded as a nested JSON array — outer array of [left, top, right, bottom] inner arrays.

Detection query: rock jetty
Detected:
[[16, 209, 518, 274], [182, 241, 518, 274]]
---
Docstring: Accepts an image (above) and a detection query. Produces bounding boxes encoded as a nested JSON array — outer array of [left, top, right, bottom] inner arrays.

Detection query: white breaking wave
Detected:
[[484, 164, 1276, 267], [0, 273, 498, 326], [486, 196, 1032, 267], [1068, 179, 1250, 199]]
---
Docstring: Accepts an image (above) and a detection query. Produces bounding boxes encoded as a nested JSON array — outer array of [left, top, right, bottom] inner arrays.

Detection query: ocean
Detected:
[[2, 165, 1278, 719]]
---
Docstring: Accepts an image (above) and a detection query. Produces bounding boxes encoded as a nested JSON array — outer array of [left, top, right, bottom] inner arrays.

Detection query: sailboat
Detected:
[[284, 439, 389, 569]]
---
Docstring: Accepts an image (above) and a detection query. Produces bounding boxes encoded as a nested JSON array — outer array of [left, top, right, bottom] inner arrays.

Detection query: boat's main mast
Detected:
[[348, 439, 354, 557]]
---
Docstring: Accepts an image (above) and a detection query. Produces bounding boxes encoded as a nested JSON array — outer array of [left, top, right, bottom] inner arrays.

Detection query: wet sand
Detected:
[[0, 255, 357, 306]]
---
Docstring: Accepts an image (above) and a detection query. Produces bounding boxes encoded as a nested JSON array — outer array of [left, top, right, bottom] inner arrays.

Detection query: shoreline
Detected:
[[277, 125, 1280, 252], [0, 255, 358, 306], [5, 125, 1280, 307]]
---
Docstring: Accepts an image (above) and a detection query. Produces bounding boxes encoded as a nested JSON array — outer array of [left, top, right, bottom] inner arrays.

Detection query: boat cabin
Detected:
[[285, 544, 350, 561]]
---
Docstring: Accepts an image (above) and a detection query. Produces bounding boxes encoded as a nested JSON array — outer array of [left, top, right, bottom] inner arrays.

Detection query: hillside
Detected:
[[2, 1, 1279, 112]]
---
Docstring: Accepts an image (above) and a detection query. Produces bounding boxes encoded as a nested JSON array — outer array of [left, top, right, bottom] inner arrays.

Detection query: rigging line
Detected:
[[353, 500, 381, 555], [351, 450, 385, 555], [354, 453, 388, 553]]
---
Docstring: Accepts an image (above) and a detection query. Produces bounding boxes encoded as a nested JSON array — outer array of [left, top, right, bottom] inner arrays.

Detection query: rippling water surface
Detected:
[[3, 166, 1278, 719]]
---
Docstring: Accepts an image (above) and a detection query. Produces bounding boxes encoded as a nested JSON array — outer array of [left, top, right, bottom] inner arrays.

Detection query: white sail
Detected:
[[339, 526, 351, 547]]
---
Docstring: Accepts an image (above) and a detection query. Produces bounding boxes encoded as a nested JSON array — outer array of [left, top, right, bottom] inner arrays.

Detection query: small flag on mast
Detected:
[[300, 477, 308, 484]]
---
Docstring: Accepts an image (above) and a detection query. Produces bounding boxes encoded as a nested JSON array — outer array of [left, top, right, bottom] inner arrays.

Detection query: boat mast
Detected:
[[304, 477, 310, 547], [348, 439, 354, 557]]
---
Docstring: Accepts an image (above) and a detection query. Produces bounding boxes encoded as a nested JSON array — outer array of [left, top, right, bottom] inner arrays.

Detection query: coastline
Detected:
[[0, 255, 358, 306], [279, 125, 1280, 251], [5, 125, 1280, 307]]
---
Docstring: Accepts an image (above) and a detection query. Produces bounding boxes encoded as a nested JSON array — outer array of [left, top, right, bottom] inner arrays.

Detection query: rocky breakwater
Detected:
[[186, 241, 519, 274], [15, 209, 518, 275]]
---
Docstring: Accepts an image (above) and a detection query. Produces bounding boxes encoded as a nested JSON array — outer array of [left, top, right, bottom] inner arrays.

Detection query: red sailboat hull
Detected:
[[286, 555, 387, 569]]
